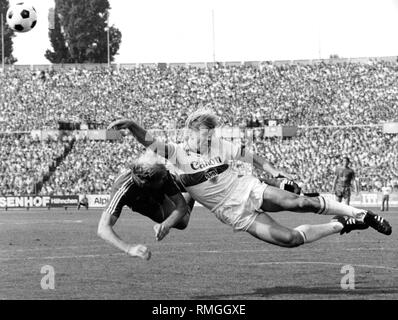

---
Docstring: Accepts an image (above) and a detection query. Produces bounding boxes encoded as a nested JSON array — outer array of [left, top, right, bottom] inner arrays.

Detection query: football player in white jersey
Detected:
[[108, 110, 391, 248]]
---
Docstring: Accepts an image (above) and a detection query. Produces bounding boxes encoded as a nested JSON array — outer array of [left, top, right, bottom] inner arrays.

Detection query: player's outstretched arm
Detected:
[[97, 210, 151, 260], [240, 151, 294, 180], [107, 119, 171, 158]]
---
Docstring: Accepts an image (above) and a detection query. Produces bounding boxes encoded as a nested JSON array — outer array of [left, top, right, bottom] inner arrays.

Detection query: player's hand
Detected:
[[126, 244, 151, 260], [280, 178, 301, 195], [154, 223, 170, 241], [107, 119, 134, 131]]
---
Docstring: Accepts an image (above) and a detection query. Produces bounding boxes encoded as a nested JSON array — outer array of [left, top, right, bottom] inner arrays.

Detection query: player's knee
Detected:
[[293, 197, 314, 211], [282, 231, 305, 248]]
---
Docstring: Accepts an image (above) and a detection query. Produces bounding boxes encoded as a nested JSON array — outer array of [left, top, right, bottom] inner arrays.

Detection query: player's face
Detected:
[[186, 127, 214, 152], [344, 159, 350, 167], [145, 171, 168, 191]]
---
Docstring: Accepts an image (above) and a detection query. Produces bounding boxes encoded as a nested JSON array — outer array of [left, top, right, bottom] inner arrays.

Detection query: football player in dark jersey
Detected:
[[332, 157, 359, 205], [97, 153, 194, 260]]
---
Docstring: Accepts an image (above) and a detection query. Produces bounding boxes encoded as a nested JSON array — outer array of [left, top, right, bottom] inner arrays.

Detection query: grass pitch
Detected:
[[0, 207, 397, 300]]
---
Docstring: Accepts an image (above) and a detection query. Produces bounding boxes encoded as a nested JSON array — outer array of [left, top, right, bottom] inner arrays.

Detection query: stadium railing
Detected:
[[2, 55, 397, 71]]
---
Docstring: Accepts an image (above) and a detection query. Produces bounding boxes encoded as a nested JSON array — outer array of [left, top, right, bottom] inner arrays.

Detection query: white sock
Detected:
[[294, 222, 343, 243], [317, 196, 365, 220]]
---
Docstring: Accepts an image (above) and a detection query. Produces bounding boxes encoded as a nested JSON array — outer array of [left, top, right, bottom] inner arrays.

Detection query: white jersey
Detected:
[[166, 138, 245, 210]]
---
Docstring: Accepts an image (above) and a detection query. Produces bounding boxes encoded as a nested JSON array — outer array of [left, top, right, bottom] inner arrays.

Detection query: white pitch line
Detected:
[[0, 220, 83, 225], [0, 242, 395, 255], [0, 245, 110, 253], [152, 247, 398, 255], [0, 242, 196, 253], [0, 253, 123, 261], [0, 246, 395, 256], [1, 248, 398, 267], [246, 261, 398, 272]]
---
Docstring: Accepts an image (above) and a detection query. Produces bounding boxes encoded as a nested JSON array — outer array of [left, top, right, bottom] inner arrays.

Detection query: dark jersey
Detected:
[[104, 170, 181, 219], [335, 166, 355, 189]]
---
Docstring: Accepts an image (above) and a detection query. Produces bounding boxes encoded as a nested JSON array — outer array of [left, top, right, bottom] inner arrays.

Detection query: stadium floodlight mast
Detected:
[[1, 12, 4, 72], [212, 9, 216, 63], [106, 17, 110, 68], [98, 12, 110, 68]]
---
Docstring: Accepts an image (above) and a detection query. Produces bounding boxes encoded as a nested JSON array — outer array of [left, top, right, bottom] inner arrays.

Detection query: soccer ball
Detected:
[[6, 2, 37, 33]]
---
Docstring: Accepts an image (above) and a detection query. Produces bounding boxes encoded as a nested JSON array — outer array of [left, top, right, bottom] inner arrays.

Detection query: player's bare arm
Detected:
[[239, 150, 302, 193], [241, 150, 294, 180], [154, 192, 190, 241], [258, 176, 284, 188], [97, 210, 151, 260], [108, 119, 171, 158]]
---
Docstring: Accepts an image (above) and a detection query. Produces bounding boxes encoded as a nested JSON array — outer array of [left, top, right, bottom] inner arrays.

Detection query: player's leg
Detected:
[[335, 190, 343, 203], [245, 212, 344, 248], [260, 185, 392, 235], [342, 188, 351, 205], [261, 185, 365, 219], [381, 196, 385, 211]]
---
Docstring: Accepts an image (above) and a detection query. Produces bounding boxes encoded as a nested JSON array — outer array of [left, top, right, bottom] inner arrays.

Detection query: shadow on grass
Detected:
[[192, 286, 398, 299]]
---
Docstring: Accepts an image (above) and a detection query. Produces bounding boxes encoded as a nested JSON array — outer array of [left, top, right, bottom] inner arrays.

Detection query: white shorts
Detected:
[[211, 175, 268, 232]]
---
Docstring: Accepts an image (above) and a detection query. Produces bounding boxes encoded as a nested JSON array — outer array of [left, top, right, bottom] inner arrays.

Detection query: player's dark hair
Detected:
[[131, 162, 167, 183], [130, 152, 167, 186]]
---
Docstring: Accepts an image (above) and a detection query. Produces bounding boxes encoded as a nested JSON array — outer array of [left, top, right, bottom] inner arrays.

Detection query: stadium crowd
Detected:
[[0, 134, 71, 196], [1, 59, 398, 195], [29, 126, 398, 195], [39, 135, 143, 195], [253, 127, 398, 193], [1, 60, 398, 131], [0, 128, 397, 196]]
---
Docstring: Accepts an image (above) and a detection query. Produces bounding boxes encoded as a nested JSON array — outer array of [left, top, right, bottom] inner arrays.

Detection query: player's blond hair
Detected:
[[131, 151, 167, 184], [185, 108, 219, 130]]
